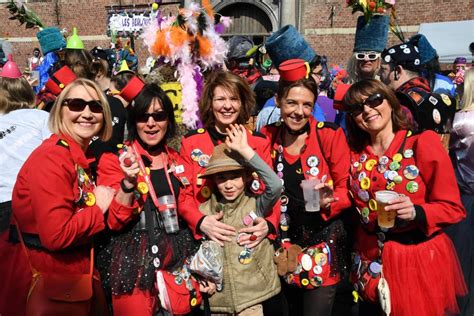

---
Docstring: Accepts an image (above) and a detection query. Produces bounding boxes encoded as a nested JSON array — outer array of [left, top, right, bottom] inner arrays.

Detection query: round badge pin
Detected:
[[277, 163, 284, 172], [198, 154, 210, 167], [85, 192, 96, 206], [201, 186, 211, 199], [360, 154, 367, 163], [368, 199, 378, 211], [358, 172, 367, 182], [360, 177, 371, 190], [239, 249, 252, 264], [309, 167, 319, 177], [307, 156, 319, 168], [377, 164, 387, 174], [280, 213, 290, 226], [432, 109, 441, 124], [281, 195, 289, 206], [313, 265, 323, 275], [301, 254, 313, 271], [315, 253, 328, 266], [358, 190, 370, 202], [151, 245, 159, 254], [379, 156, 389, 166], [403, 165, 419, 180], [365, 159, 377, 171], [393, 175, 403, 184], [393, 153, 403, 163], [251, 180, 260, 192], [191, 149, 202, 161], [441, 94, 452, 106], [406, 181, 419, 193], [137, 182, 149, 194], [361, 207, 370, 217], [301, 278, 310, 287], [387, 170, 398, 181], [403, 149, 414, 158], [153, 257, 161, 268], [389, 161, 400, 171]]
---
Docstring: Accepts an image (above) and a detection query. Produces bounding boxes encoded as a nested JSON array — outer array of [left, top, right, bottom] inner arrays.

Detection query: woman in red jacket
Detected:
[[344, 79, 466, 315], [97, 80, 207, 316], [260, 59, 352, 315], [1, 78, 115, 316], [179, 70, 279, 248]]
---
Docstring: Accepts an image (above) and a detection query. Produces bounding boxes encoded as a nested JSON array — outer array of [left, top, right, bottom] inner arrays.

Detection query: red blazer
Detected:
[[261, 117, 352, 220], [178, 127, 280, 239], [12, 135, 105, 273], [97, 140, 186, 231], [349, 129, 466, 259]]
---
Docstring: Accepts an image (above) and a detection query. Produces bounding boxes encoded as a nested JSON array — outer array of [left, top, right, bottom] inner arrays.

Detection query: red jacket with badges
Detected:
[[261, 117, 352, 220], [97, 140, 185, 231], [178, 127, 280, 239], [10, 135, 108, 272], [349, 129, 465, 246]]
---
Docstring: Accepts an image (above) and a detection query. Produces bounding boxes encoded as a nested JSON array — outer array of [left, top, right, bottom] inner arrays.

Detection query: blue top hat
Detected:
[[37, 27, 66, 55], [265, 25, 317, 67], [354, 15, 389, 53], [408, 34, 437, 65]]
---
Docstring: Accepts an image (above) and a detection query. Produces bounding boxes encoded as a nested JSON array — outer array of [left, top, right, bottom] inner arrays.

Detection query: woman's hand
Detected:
[[313, 182, 339, 210], [119, 151, 140, 187], [199, 280, 217, 296], [238, 217, 269, 249], [94, 185, 116, 214], [225, 124, 254, 161], [200, 212, 236, 247], [384, 195, 416, 221]]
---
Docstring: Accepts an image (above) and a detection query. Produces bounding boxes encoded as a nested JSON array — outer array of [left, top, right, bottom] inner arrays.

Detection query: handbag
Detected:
[[14, 219, 108, 316]]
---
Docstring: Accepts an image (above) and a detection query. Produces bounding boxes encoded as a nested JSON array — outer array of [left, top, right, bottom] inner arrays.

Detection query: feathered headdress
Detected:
[[142, 0, 231, 129]]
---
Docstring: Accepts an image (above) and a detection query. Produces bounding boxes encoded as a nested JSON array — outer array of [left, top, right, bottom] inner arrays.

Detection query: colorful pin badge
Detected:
[[137, 182, 149, 194], [307, 156, 319, 168], [403, 149, 414, 159], [406, 181, 419, 193], [85, 192, 96, 206], [403, 165, 419, 180], [365, 159, 377, 171]]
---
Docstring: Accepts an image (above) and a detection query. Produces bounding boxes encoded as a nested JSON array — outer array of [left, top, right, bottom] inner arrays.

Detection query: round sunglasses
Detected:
[[349, 93, 385, 117], [136, 111, 168, 123], [354, 52, 381, 61], [63, 98, 103, 114]]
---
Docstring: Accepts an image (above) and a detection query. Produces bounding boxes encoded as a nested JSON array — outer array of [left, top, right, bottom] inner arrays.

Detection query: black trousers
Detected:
[[281, 281, 337, 316]]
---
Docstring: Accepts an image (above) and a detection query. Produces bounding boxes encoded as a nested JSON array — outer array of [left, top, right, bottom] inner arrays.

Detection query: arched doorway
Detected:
[[217, 2, 273, 44]]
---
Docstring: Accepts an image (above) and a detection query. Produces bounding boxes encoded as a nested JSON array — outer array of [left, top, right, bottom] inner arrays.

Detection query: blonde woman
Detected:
[[447, 67, 474, 315]]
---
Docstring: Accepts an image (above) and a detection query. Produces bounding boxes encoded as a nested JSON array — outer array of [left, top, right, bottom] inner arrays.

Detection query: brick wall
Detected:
[[0, 0, 179, 70], [301, 0, 473, 67], [1, 0, 473, 69]]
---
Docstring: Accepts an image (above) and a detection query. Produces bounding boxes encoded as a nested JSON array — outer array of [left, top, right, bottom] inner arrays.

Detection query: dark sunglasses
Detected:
[[349, 93, 384, 116], [63, 98, 103, 113], [136, 111, 168, 123], [354, 52, 380, 61]]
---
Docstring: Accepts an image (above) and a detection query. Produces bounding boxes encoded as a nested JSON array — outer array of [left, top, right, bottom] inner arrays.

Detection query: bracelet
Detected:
[[120, 179, 136, 193]]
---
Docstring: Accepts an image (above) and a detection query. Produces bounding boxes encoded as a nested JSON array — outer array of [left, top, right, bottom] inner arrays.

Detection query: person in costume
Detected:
[[198, 125, 282, 315], [255, 25, 326, 131], [0, 78, 115, 316], [178, 70, 279, 250], [446, 68, 474, 316], [347, 15, 389, 84], [343, 79, 466, 316], [260, 59, 352, 316], [96, 77, 209, 316], [0, 55, 51, 235], [379, 43, 456, 138]]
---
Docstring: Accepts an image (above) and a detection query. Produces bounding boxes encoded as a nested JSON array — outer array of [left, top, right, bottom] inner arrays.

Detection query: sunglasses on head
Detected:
[[349, 93, 384, 116], [63, 98, 103, 113], [355, 52, 381, 61], [137, 111, 167, 123]]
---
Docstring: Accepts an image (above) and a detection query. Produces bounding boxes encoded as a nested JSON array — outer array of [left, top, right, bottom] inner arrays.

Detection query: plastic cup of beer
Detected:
[[301, 178, 321, 212], [375, 190, 399, 228]]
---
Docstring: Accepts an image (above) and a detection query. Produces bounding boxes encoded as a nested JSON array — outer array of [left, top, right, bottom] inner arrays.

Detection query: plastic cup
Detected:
[[301, 179, 321, 212], [158, 195, 179, 234], [375, 190, 399, 228]]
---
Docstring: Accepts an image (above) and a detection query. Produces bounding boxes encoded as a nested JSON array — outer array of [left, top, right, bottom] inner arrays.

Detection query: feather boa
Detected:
[[34, 52, 58, 94], [141, 0, 231, 129]]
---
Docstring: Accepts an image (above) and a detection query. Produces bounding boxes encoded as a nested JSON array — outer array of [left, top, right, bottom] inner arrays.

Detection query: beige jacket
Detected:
[[199, 193, 281, 313]]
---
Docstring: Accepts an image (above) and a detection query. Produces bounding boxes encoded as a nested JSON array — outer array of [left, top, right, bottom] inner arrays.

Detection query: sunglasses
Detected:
[[355, 52, 381, 61], [63, 98, 103, 113], [349, 93, 384, 116], [137, 111, 168, 123]]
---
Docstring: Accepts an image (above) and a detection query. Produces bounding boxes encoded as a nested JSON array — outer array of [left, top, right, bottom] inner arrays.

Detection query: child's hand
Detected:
[[238, 217, 269, 249], [225, 124, 254, 161]]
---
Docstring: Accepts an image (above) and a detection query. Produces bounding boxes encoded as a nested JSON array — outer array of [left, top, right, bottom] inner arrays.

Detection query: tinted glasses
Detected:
[[349, 93, 384, 117], [63, 98, 103, 113], [136, 111, 167, 123], [354, 52, 381, 61]]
